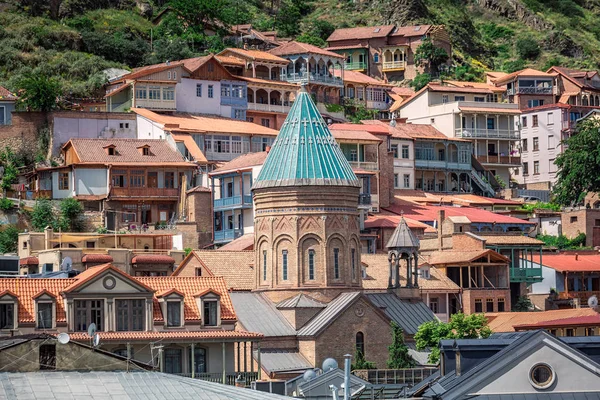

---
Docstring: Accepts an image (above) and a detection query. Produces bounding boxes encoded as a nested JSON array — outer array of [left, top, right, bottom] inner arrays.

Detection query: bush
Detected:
[[537, 233, 587, 249], [59, 198, 84, 232], [0, 198, 13, 211], [295, 33, 326, 48], [516, 38, 541, 60], [502, 59, 527, 73], [0, 225, 19, 254], [31, 198, 57, 231], [410, 73, 432, 91]]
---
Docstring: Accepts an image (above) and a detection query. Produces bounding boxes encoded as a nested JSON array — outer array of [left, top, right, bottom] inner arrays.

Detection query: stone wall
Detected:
[[185, 190, 213, 249], [561, 208, 600, 247], [0, 112, 47, 157]]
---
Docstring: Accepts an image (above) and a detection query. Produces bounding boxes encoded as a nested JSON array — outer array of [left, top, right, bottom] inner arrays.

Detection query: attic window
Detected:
[[137, 146, 151, 156], [529, 363, 555, 389], [373, 28, 381, 33], [105, 145, 117, 156]]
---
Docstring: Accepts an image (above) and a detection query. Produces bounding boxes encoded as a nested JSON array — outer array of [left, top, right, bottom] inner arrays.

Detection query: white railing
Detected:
[[366, 100, 389, 110], [135, 99, 176, 110], [349, 161, 378, 171], [382, 61, 405, 70], [247, 103, 291, 113], [281, 72, 343, 87], [457, 101, 520, 111], [455, 128, 520, 140]]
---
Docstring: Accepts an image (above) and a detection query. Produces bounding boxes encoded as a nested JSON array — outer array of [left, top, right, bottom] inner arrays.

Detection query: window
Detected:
[[119, 123, 124, 129], [203, 300, 218, 326], [308, 249, 315, 280], [163, 87, 175, 101], [522, 116, 527, 127], [37, 302, 52, 329], [374, 53, 379, 63], [282, 250, 288, 280], [221, 85, 231, 98], [486, 298, 494, 312], [401, 145, 409, 159], [391, 144, 399, 158], [164, 348, 182, 374], [403, 174, 410, 189], [454, 96, 466, 101], [142, 147, 150, 156], [135, 86, 147, 99], [527, 99, 544, 108], [233, 109, 245, 120], [429, 298, 438, 313], [112, 170, 126, 187], [130, 170, 145, 187], [587, 328, 595, 336], [487, 94, 498, 102], [0, 303, 14, 329], [263, 250, 267, 281], [566, 328, 574, 337], [189, 347, 207, 374], [533, 137, 539, 151], [148, 87, 161, 100], [173, 71, 177, 80], [351, 249, 356, 281], [474, 299, 483, 313], [549, 329, 557, 336], [75, 300, 104, 331], [39, 344, 56, 370], [356, 332, 365, 356], [394, 174, 399, 188], [164, 172, 175, 188], [547, 112, 554, 125], [548, 135, 555, 149], [261, 118, 270, 128], [333, 248, 340, 279], [487, 117, 495, 130], [349, 149, 358, 162], [529, 363, 554, 389], [532, 115, 539, 127], [523, 138, 528, 152], [442, 95, 448, 104], [570, 216, 578, 223], [195, 268, 202, 277], [208, 85, 214, 98], [116, 299, 144, 331], [474, 96, 485, 102], [59, 172, 69, 190], [22, 241, 27, 249], [167, 71, 171, 79], [196, 84, 202, 97], [430, 118, 435, 124], [421, 268, 430, 279], [498, 298, 505, 312], [167, 301, 181, 327], [534, 160, 540, 174]]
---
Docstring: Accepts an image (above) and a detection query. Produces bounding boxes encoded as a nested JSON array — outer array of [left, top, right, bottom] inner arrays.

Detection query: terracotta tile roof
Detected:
[[428, 83, 495, 95], [330, 122, 390, 134], [19, 257, 39, 266], [126, 61, 186, 80], [186, 185, 211, 193], [458, 106, 520, 115], [179, 55, 213, 72], [210, 151, 267, 174], [369, 121, 466, 141], [445, 194, 522, 206], [476, 234, 543, 246], [487, 309, 599, 332], [215, 55, 246, 66], [218, 233, 255, 251], [172, 132, 208, 163], [329, 127, 382, 142], [0, 278, 75, 322], [137, 276, 237, 320], [326, 25, 396, 41], [172, 250, 255, 291], [360, 253, 460, 291], [391, 87, 416, 96], [390, 25, 432, 37], [325, 44, 369, 51], [531, 253, 600, 272], [156, 288, 185, 297], [69, 330, 262, 342], [269, 41, 344, 59], [364, 213, 436, 233], [0, 86, 17, 101], [486, 71, 507, 80], [81, 254, 114, 263], [65, 138, 193, 166], [425, 249, 509, 265], [334, 70, 392, 86], [133, 108, 279, 136], [514, 314, 600, 330], [492, 68, 557, 85], [131, 254, 175, 264], [360, 120, 413, 139], [218, 48, 289, 63], [444, 80, 506, 93]]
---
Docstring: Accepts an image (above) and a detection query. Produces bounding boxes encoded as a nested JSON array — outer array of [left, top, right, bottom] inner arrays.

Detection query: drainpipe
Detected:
[[343, 354, 351, 400]]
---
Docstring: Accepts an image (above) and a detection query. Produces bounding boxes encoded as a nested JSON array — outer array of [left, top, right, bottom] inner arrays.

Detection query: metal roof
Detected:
[[253, 86, 359, 190], [0, 371, 289, 399], [385, 217, 420, 249], [297, 292, 362, 337], [229, 292, 296, 337], [471, 394, 600, 400], [258, 351, 312, 373], [365, 293, 436, 335], [276, 293, 327, 309]]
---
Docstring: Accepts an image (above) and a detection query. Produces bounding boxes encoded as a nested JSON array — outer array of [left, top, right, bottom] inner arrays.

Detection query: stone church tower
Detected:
[[252, 86, 362, 302]]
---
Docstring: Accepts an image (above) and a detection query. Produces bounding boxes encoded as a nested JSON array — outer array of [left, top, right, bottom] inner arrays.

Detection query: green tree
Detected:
[[0, 147, 20, 192], [414, 38, 449, 74], [295, 33, 326, 48], [16, 73, 61, 112], [31, 198, 58, 231], [0, 198, 13, 211], [387, 322, 416, 368], [516, 38, 541, 60], [410, 73, 432, 91], [168, 0, 231, 33], [512, 296, 533, 312], [415, 313, 492, 364], [58, 198, 84, 232], [0, 225, 19, 254], [553, 118, 600, 205], [352, 348, 376, 370]]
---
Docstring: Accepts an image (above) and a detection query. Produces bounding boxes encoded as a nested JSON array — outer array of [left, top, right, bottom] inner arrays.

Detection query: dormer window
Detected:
[[137, 145, 151, 156], [203, 300, 218, 327], [34, 290, 56, 329], [167, 301, 182, 327], [0, 290, 17, 330], [195, 289, 221, 328], [158, 289, 184, 328], [104, 145, 116, 156], [421, 266, 431, 280]]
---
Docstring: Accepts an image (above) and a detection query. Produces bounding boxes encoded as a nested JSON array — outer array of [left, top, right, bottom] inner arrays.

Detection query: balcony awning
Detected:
[[458, 106, 521, 114]]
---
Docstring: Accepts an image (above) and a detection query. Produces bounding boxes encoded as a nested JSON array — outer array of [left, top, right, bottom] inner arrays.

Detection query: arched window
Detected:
[[374, 53, 379, 63], [308, 250, 315, 280], [356, 332, 365, 356]]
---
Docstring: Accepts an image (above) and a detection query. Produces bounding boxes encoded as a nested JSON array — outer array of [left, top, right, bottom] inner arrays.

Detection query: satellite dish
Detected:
[[93, 333, 100, 347], [322, 358, 338, 372], [60, 256, 72, 271], [589, 295, 599, 310], [87, 322, 97, 338], [303, 369, 317, 382], [57, 332, 70, 345]]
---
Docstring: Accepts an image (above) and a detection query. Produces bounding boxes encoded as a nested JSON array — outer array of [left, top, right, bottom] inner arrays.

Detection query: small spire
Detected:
[[299, 82, 308, 93]]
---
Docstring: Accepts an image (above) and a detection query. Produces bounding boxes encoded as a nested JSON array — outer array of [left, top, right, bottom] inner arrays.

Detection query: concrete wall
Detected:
[[177, 78, 231, 117], [51, 170, 72, 199], [52, 112, 136, 156], [75, 168, 108, 196], [529, 262, 559, 295], [561, 208, 600, 247], [136, 115, 166, 140]]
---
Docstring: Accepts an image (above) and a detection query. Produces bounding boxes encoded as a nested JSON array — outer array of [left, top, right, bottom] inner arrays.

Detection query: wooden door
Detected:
[[148, 172, 158, 188]]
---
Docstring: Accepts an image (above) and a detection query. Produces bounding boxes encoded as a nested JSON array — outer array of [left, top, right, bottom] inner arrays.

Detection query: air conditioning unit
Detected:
[[251, 380, 286, 395]]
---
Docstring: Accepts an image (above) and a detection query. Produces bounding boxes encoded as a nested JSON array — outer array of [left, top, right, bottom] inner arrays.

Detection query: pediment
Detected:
[[67, 270, 153, 295]]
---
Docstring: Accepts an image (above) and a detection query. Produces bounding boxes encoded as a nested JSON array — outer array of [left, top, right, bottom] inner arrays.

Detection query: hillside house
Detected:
[[0, 85, 17, 125]]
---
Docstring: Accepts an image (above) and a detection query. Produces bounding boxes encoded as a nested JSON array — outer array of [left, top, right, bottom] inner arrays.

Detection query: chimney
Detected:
[[455, 350, 461, 376], [437, 210, 445, 251], [265, 145, 271, 153], [44, 226, 53, 250]]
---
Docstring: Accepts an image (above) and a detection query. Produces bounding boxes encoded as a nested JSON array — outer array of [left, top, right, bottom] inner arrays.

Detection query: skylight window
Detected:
[[373, 28, 381, 33]]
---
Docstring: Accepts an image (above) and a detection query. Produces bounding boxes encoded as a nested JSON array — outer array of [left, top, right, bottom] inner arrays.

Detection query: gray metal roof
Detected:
[[365, 293, 436, 335], [386, 217, 419, 249], [276, 293, 327, 309], [0, 371, 289, 399], [471, 394, 600, 400], [297, 292, 361, 337], [229, 292, 296, 337], [258, 351, 312, 373]]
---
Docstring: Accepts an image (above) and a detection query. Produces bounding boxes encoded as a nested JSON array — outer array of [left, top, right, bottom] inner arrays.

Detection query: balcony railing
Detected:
[[214, 228, 243, 242], [353, 368, 437, 386], [415, 159, 471, 171], [510, 267, 543, 283], [247, 102, 292, 113], [135, 99, 176, 110], [507, 87, 553, 95], [175, 372, 259, 386], [111, 187, 179, 198], [344, 62, 366, 70], [455, 128, 520, 140], [281, 72, 343, 87], [476, 155, 521, 166], [358, 193, 372, 206], [366, 100, 389, 110], [214, 195, 252, 209], [382, 61, 405, 71], [349, 161, 378, 171]]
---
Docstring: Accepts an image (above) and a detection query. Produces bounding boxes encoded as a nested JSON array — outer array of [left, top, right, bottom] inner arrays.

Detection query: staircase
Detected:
[[470, 156, 498, 197]]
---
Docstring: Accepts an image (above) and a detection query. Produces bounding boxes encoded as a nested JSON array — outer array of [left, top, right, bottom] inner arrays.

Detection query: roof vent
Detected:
[[373, 28, 381, 33]]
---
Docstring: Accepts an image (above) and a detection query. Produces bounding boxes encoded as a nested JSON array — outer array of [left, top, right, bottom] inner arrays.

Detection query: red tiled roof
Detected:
[[269, 41, 344, 59], [81, 254, 114, 263], [172, 132, 208, 164], [33, 289, 57, 300], [444, 80, 506, 93], [218, 48, 289, 63], [63, 264, 155, 294], [218, 233, 254, 251], [326, 44, 369, 51], [19, 257, 39, 266], [156, 288, 185, 297], [327, 25, 396, 42], [364, 213, 436, 232], [391, 87, 416, 96], [487, 309, 599, 332], [179, 55, 213, 72], [126, 61, 186, 80], [0, 86, 17, 101], [426, 249, 509, 265], [240, 76, 299, 89], [210, 151, 268, 174], [492, 68, 557, 85], [187, 185, 211, 193], [531, 253, 600, 272], [334, 70, 392, 86], [359, 120, 413, 139], [131, 254, 175, 264], [64, 138, 194, 166], [330, 129, 382, 142], [390, 25, 432, 37], [514, 314, 600, 330], [329, 123, 390, 134], [215, 55, 246, 66], [69, 330, 262, 342]]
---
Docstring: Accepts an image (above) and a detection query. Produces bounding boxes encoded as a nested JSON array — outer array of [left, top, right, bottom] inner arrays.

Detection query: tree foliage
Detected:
[[516, 37, 541, 60], [536, 233, 586, 249], [16, 73, 61, 112], [58, 198, 84, 232], [410, 73, 432, 91], [31, 198, 57, 231], [414, 38, 448, 73], [415, 313, 492, 364], [512, 296, 533, 312], [387, 322, 416, 369], [351, 347, 376, 370], [0, 147, 19, 192], [553, 118, 600, 206], [0, 225, 19, 254], [31, 198, 84, 232]]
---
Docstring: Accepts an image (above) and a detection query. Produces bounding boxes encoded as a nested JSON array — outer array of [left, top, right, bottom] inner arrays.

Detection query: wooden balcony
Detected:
[[476, 155, 521, 166], [111, 187, 180, 198], [382, 61, 405, 71]]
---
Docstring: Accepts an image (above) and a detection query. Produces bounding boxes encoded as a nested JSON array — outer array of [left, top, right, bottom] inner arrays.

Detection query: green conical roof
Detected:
[[253, 87, 359, 190]]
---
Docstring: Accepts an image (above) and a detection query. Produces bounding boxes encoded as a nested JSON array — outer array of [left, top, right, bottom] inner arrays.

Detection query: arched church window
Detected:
[[356, 332, 365, 356], [333, 248, 340, 279], [282, 250, 288, 280], [308, 250, 315, 280], [262, 250, 267, 281]]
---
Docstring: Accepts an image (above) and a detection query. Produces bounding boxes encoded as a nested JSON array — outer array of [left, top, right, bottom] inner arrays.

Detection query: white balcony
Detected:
[[366, 100, 389, 110], [382, 61, 405, 71], [455, 128, 520, 140], [281, 72, 343, 87], [247, 103, 291, 113], [135, 99, 176, 111], [349, 161, 378, 171]]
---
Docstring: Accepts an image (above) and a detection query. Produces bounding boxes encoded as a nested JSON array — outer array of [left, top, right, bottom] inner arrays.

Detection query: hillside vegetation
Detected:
[[2, 0, 600, 100]]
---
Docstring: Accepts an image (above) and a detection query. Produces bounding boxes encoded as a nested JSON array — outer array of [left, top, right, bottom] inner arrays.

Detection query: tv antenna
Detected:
[[60, 256, 72, 272]]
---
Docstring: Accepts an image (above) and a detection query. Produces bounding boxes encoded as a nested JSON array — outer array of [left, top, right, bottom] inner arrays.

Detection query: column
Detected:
[[446, 293, 450, 321], [222, 342, 227, 384], [257, 342, 262, 380], [191, 343, 196, 378], [250, 342, 255, 373], [414, 254, 419, 287], [267, 91, 271, 110], [406, 257, 412, 288], [243, 342, 247, 372], [388, 257, 393, 289], [395, 258, 400, 288], [459, 112, 463, 136], [497, 139, 501, 164], [252, 62, 256, 78]]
